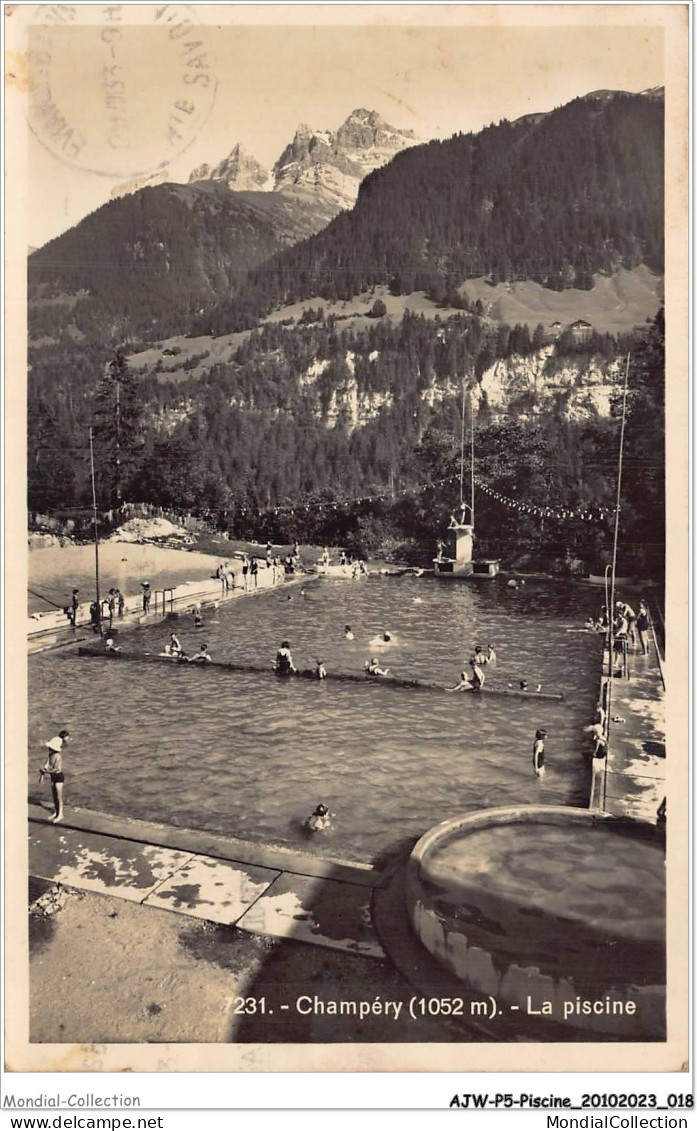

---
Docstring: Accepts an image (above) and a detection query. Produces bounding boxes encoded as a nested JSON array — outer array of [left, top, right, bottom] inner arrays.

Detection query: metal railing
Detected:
[[153, 588, 175, 616]]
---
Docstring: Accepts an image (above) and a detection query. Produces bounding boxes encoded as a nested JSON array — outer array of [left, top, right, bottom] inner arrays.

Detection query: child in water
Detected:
[[365, 657, 390, 676], [306, 804, 332, 831], [533, 729, 547, 778], [315, 659, 327, 680]]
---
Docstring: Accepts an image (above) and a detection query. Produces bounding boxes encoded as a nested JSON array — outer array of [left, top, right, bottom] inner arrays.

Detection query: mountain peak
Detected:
[[189, 144, 269, 191]]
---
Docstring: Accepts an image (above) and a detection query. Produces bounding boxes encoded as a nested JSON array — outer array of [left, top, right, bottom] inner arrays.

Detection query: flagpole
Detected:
[[89, 427, 103, 637]]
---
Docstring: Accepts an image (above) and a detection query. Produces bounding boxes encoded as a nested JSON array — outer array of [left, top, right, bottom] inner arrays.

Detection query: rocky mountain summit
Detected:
[[272, 108, 419, 211], [188, 144, 270, 192], [188, 109, 419, 216]]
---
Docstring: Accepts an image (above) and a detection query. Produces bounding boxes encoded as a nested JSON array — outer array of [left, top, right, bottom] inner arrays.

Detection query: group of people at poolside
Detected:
[[585, 598, 652, 656]]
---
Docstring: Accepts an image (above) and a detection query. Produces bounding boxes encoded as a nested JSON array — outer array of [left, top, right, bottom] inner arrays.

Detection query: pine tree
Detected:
[[92, 349, 144, 507]]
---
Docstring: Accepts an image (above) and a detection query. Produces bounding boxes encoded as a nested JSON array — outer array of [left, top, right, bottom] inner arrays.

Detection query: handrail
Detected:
[[647, 603, 666, 690]]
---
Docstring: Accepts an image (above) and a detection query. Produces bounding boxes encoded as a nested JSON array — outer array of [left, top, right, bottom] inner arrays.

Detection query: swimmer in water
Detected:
[[369, 631, 393, 650], [315, 659, 327, 680], [519, 680, 529, 691], [365, 657, 390, 676], [104, 636, 121, 653], [306, 804, 332, 831], [275, 640, 296, 674], [486, 645, 497, 664], [192, 643, 212, 663], [193, 612, 203, 628], [344, 625, 354, 640], [533, 729, 547, 777]]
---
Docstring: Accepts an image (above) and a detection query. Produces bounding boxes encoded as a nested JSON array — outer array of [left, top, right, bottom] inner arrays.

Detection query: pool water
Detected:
[[29, 576, 604, 862], [425, 821, 665, 942]]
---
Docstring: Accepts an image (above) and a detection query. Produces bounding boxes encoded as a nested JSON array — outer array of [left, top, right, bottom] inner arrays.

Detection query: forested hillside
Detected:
[[28, 182, 330, 344], [197, 93, 664, 333]]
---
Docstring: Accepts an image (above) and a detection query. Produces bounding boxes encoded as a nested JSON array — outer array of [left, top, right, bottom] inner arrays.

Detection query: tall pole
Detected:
[[115, 373, 121, 507], [459, 379, 466, 508], [89, 427, 102, 637], [470, 391, 475, 528], [608, 353, 631, 680]]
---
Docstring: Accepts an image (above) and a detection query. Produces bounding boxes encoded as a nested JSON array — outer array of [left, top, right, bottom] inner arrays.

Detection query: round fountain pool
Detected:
[[406, 806, 665, 1037]]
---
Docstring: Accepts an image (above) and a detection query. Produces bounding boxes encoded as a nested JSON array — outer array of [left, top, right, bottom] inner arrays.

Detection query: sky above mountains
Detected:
[[21, 14, 664, 250]]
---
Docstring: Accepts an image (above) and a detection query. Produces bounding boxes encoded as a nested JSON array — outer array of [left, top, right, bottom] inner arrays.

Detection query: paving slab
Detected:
[[29, 824, 194, 903], [143, 855, 279, 924], [28, 803, 380, 886], [600, 642, 666, 823], [235, 872, 386, 959]]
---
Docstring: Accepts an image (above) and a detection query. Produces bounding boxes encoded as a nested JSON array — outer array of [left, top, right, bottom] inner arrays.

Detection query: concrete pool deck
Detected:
[[28, 567, 312, 654], [590, 639, 665, 823], [28, 803, 386, 960]]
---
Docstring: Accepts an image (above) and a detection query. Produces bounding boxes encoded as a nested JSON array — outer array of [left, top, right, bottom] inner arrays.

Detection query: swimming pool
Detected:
[[28, 576, 604, 862]]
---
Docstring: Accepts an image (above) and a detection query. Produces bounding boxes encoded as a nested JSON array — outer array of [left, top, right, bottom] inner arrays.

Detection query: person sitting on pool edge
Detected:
[[275, 640, 296, 674], [447, 659, 485, 692], [307, 804, 332, 832], [365, 657, 390, 676]]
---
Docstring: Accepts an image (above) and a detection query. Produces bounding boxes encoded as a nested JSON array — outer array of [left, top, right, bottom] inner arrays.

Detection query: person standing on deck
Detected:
[[242, 555, 250, 590], [141, 581, 151, 614], [116, 589, 125, 618], [251, 557, 259, 589], [636, 600, 651, 655], [68, 589, 79, 627], [40, 730, 70, 823]]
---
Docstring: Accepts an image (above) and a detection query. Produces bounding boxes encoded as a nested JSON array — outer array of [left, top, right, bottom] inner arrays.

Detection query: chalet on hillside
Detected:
[[568, 318, 593, 344]]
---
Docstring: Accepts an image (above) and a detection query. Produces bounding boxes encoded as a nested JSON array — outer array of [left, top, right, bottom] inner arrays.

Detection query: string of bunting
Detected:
[[473, 478, 614, 523], [242, 475, 462, 519], [243, 474, 613, 525]]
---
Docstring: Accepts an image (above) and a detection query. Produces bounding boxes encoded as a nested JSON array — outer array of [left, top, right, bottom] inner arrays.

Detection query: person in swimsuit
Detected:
[[192, 643, 212, 663], [585, 720, 607, 758], [168, 633, 183, 657], [344, 625, 354, 641], [315, 659, 327, 680], [141, 581, 151, 614], [41, 730, 70, 822], [104, 636, 121, 653], [275, 641, 296, 674], [636, 601, 650, 655], [306, 804, 332, 832], [533, 729, 547, 778], [67, 589, 79, 627], [469, 659, 485, 689], [116, 589, 125, 618], [364, 657, 390, 676]]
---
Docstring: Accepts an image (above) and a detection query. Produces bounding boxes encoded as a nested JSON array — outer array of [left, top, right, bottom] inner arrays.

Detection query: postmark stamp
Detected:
[[26, 4, 218, 180]]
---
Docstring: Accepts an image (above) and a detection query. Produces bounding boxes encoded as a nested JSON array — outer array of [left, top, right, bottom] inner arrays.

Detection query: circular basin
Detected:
[[406, 806, 665, 1037]]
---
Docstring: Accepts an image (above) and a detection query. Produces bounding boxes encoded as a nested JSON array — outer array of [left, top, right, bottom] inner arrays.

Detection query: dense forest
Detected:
[[28, 309, 664, 577]]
